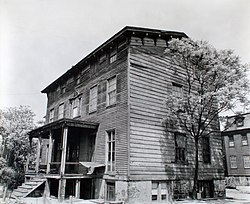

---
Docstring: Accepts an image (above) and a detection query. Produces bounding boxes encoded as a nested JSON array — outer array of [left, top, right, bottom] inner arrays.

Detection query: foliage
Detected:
[[0, 167, 16, 189], [164, 38, 249, 198], [0, 157, 7, 169], [0, 105, 36, 188]]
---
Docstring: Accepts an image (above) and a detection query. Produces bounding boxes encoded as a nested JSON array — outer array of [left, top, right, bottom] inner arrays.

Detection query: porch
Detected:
[[26, 118, 105, 200]]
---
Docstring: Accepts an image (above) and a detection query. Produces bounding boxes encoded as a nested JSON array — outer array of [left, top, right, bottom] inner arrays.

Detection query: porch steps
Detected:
[[11, 178, 46, 200]]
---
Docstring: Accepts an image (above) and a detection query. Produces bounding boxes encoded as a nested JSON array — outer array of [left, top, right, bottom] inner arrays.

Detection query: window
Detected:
[[230, 156, 237, 169], [243, 156, 250, 168], [175, 132, 186, 163], [151, 181, 168, 201], [89, 86, 98, 113], [236, 117, 244, 127], [109, 50, 117, 64], [76, 77, 80, 85], [242, 135, 248, 146], [58, 103, 64, 119], [71, 98, 81, 118], [99, 54, 106, 63], [107, 77, 117, 106], [61, 86, 66, 94], [202, 137, 211, 164], [106, 182, 115, 201], [228, 135, 235, 147], [172, 82, 183, 98], [106, 130, 115, 172], [49, 108, 54, 122]]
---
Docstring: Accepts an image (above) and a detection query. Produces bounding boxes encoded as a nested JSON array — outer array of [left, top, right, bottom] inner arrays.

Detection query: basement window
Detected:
[[152, 181, 168, 201], [106, 182, 115, 201]]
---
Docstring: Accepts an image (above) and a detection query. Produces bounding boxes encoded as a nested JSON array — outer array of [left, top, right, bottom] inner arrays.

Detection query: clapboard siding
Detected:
[[128, 45, 224, 180], [46, 47, 129, 176]]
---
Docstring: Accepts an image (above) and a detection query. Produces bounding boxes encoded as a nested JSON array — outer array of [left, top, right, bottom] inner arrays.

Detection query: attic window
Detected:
[[109, 49, 117, 64], [99, 54, 106, 63]]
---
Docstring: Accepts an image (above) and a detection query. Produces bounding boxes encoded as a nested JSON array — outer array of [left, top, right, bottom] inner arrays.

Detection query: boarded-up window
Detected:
[[58, 103, 64, 119], [107, 76, 117, 106], [89, 85, 97, 113], [175, 132, 186, 163], [228, 135, 235, 147], [49, 108, 54, 123], [106, 182, 115, 201], [230, 156, 237, 169], [243, 156, 250, 168], [202, 137, 211, 164], [242, 135, 248, 146], [106, 130, 115, 172]]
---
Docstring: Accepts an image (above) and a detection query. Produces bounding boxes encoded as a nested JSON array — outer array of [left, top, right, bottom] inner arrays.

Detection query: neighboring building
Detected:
[[14, 26, 224, 203], [222, 113, 250, 186]]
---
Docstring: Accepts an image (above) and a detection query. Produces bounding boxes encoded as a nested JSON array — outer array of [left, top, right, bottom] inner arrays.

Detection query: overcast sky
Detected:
[[1, 0, 250, 121]]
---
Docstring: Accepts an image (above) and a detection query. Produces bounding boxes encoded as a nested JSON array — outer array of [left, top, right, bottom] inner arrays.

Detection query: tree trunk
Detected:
[[3, 185, 7, 201], [192, 137, 199, 199]]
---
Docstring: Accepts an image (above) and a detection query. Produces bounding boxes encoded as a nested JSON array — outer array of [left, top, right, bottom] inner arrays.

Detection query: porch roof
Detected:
[[29, 118, 99, 138]]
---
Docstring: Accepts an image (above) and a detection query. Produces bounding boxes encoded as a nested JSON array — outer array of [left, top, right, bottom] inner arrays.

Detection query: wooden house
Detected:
[[15, 26, 225, 203], [222, 113, 250, 186]]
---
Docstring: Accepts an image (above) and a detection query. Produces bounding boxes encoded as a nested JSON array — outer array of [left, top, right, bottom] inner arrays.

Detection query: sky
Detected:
[[0, 0, 250, 122]]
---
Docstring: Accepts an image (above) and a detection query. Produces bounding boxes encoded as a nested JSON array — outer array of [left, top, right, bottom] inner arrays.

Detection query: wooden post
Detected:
[[35, 137, 41, 174], [46, 132, 53, 174], [75, 179, 80, 199], [58, 126, 68, 201]]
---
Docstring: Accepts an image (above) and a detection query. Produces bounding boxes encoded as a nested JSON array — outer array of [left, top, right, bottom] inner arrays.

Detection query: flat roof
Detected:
[[29, 118, 99, 138], [42, 26, 188, 93]]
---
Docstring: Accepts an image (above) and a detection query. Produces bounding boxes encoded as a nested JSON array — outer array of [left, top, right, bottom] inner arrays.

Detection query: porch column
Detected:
[[75, 179, 80, 199], [58, 126, 68, 201], [46, 131, 53, 174], [35, 137, 41, 174]]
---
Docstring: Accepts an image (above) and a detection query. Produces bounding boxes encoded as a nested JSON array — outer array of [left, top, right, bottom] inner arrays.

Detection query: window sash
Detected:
[[71, 98, 80, 118], [175, 133, 186, 162], [58, 104, 64, 119], [107, 77, 117, 106], [242, 135, 248, 146], [243, 156, 250, 168], [107, 130, 115, 172], [89, 86, 98, 112], [107, 182, 115, 201], [49, 109, 54, 122], [230, 156, 237, 168], [151, 182, 168, 201]]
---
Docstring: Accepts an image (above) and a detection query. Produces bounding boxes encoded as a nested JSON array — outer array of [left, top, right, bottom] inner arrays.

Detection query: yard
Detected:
[[0, 186, 250, 204]]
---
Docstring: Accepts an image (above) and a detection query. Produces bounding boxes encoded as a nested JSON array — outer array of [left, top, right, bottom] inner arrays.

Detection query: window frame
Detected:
[[236, 117, 244, 127], [228, 135, 235, 147], [229, 155, 237, 169], [172, 82, 183, 99], [58, 103, 64, 119], [70, 97, 81, 118], [151, 181, 168, 202], [242, 134, 248, 146], [109, 49, 117, 64], [243, 155, 250, 169], [106, 76, 117, 107], [89, 85, 98, 113], [174, 132, 186, 163], [49, 108, 55, 123], [106, 181, 115, 201], [106, 129, 116, 173], [202, 136, 211, 164]]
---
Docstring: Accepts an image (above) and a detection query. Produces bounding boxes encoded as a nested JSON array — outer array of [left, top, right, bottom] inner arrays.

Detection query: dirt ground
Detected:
[[0, 186, 250, 204]]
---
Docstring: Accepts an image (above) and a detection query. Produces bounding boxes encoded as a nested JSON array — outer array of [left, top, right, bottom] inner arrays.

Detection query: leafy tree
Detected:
[[164, 38, 249, 198], [0, 105, 36, 187], [0, 167, 16, 200]]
